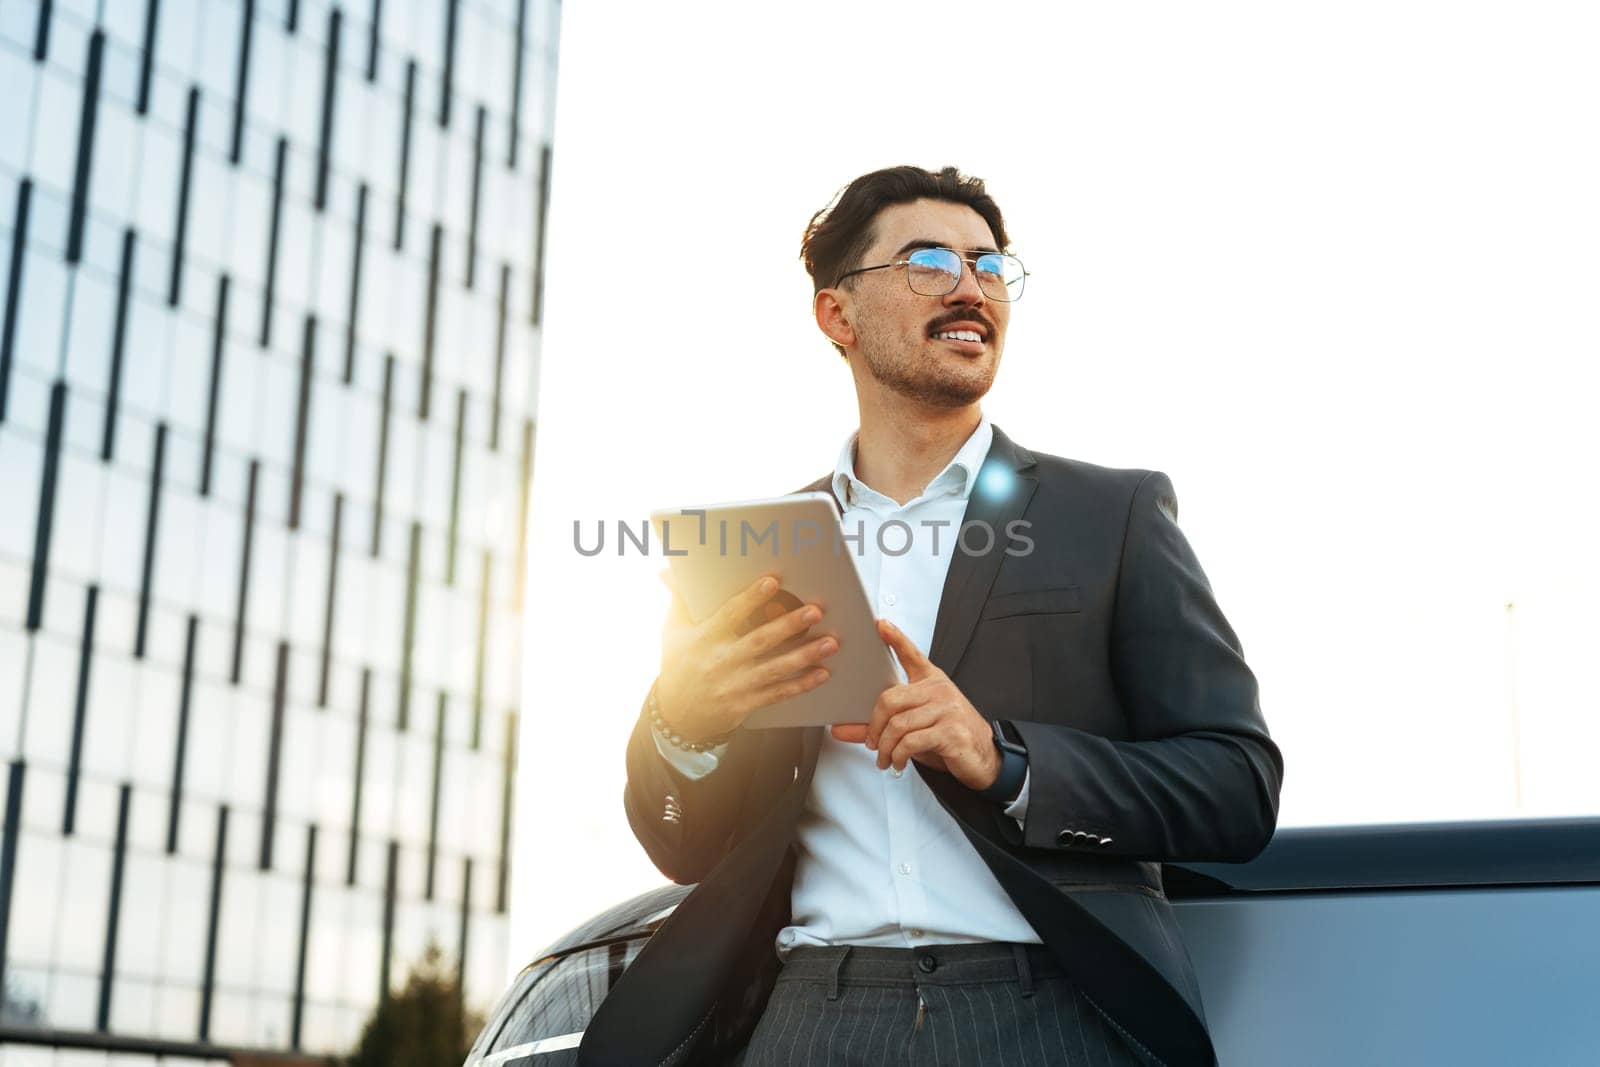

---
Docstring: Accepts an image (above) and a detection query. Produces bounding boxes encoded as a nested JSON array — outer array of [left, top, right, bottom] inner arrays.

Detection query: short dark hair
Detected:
[[800, 165, 1011, 296]]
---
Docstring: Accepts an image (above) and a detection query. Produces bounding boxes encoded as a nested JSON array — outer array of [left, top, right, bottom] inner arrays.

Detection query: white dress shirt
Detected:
[[655, 415, 1040, 954]]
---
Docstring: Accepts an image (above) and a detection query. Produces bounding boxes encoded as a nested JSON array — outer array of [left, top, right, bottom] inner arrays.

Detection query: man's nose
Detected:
[[944, 259, 988, 307]]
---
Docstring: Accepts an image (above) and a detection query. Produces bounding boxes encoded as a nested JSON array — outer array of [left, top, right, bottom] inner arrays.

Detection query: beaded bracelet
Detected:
[[648, 681, 732, 753]]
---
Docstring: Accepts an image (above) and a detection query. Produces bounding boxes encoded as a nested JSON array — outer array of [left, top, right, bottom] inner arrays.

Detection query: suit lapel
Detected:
[[926, 425, 1037, 676]]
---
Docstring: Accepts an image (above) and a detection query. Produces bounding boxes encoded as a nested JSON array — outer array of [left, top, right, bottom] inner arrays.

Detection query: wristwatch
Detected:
[[979, 719, 1028, 803]]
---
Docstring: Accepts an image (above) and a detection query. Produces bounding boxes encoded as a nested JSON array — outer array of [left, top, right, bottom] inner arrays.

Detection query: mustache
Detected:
[[926, 310, 996, 338]]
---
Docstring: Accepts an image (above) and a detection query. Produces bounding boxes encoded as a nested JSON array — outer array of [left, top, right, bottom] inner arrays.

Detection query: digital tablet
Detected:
[[650, 492, 900, 729]]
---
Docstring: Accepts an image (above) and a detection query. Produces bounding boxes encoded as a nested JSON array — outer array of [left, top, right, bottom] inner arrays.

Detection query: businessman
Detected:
[[579, 165, 1283, 1065]]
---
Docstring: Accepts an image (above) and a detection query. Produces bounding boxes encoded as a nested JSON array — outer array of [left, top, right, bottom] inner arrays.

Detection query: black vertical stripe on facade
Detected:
[[230, 0, 255, 164], [439, 0, 459, 127], [96, 783, 133, 1031], [66, 31, 105, 264], [288, 315, 315, 529], [456, 857, 473, 998], [369, 353, 393, 556], [314, 7, 342, 212], [25, 381, 67, 631], [33, 0, 52, 61], [491, 262, 508, 451], [496, 710, 516, 913], [344, 183, 368, 383], [231, 459, 259, 684], [366, 0, 382, 81], [465, 105, 485, 289], [394, 60, 415, 251], [379, 839, 398, 1002], [136, 0, 160, 115], [64, 585, 100, 836], [508, 0, 528, 167], [261, 640, 289, 870], [347, 667, 371, 885], [397, 521, 421, 730], [286, 0, 300, 33], [471, 550, 490, 749], [445, 389, 466, 584], [425, 693, 445, 900], [168, 86, 200, 307], [1, 179, 33, 423], [531, 144, 551, 325], [198, 804, 228, 1041], [419, 223, 441, 419], [0, 761, 27, 1002], [199, 275, 229, 494], [100, 229, 136, 461], [167, 615, 199, 854], [318, 493, 343, 708], [261, 137, 288, 347], [134, 423, 168, 658], [290, 824, 317, 1049], [514, 418, 534, 610]]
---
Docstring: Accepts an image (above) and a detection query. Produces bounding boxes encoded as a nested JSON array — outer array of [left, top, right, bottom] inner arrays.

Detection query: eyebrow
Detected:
[[893, 238, 1002, 256]]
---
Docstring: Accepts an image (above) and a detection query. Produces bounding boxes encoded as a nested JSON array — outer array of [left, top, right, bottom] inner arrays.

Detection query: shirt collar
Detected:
[[831, 415, 994, 509]]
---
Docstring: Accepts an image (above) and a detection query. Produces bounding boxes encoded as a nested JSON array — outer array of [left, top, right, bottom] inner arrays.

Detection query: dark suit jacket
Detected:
[[579, 425, 1283, 1066]]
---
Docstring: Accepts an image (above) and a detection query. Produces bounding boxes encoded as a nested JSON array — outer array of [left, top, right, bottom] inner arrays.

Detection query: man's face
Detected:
[[838, 198, 1011, 408]]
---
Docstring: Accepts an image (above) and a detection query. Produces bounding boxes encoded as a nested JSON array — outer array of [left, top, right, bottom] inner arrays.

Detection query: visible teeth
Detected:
[[934, 330, 982, 343]]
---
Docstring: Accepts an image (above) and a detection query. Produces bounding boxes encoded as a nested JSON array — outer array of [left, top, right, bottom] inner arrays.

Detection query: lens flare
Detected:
[[979, 466, 1015, 497]]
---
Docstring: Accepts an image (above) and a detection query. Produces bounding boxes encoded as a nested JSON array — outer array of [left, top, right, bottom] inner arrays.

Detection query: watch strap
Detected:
[[980, 719, 1028, 802]]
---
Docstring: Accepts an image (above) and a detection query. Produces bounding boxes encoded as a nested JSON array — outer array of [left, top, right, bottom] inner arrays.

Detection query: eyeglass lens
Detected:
[[906, 248, 1025, 301]]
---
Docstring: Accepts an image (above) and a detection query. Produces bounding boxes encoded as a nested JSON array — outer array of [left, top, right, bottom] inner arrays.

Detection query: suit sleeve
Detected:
[[623, 688, 761, 884], [1008, 471, 1284, 862]]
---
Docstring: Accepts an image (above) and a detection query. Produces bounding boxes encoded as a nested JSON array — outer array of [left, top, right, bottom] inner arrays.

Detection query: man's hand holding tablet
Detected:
[[655, 572, 840, 745], [651, 494, 903, 732]]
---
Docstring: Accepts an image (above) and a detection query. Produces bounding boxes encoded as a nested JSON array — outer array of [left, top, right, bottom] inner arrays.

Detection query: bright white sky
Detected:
[[508, 0, 1600, 966]]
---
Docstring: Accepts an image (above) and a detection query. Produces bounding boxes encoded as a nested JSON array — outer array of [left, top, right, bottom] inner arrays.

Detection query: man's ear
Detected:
[[814, 288, 856, 350]]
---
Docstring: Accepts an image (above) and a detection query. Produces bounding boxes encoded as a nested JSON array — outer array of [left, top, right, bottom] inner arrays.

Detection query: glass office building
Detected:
[[0, 0, 557, 1059]]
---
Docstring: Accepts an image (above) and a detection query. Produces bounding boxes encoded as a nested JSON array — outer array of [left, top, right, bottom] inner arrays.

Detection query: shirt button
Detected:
[[884, 592, 898, 606], [898, 862, 912, 876], [908, 929, 924, 940], [890, 767, 904, 779]]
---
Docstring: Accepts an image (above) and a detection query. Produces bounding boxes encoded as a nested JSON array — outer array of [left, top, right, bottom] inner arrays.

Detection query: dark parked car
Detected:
[[465, 818, 1600, 1066]]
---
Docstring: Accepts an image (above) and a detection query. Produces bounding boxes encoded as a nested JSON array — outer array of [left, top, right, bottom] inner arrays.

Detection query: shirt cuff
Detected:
[[1002, 767, 1031, 829], [651, 719, 727, 779]]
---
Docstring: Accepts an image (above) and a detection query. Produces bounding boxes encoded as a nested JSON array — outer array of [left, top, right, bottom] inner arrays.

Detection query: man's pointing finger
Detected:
[[877, 618, 936, 681]]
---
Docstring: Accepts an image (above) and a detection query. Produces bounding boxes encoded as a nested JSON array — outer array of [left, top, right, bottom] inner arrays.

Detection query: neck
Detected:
[[851, 390, 983, 506]]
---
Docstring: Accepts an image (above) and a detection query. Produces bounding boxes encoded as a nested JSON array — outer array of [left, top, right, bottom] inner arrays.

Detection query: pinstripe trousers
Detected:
[[734, 943, 1157, 1066]]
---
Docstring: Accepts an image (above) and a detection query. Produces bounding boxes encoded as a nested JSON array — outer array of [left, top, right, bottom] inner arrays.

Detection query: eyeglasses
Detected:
[[835, 247, 1028, 302]]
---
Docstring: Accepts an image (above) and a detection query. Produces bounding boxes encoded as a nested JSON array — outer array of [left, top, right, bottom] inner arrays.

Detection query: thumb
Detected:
[[877, 618, 936, 681]]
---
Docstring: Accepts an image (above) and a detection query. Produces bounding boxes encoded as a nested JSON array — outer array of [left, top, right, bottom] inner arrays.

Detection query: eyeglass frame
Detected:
[[832, 246, 1029, 302]]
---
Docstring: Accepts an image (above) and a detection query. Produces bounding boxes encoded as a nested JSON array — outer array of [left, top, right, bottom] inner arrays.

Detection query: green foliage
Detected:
[[346, 940, 484, 1067]]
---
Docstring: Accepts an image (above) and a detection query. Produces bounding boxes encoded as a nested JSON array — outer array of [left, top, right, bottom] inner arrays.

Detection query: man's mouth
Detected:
[[927, 315, 993, 348]]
